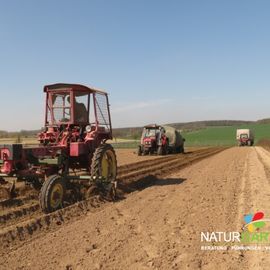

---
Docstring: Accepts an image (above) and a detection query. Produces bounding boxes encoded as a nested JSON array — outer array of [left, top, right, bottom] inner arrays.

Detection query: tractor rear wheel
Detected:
[[39, 175, 66, 213], [91, 144, 117, 185]]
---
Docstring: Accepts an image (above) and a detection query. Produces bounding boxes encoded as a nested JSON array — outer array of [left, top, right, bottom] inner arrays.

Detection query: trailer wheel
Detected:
[[91, 144, 117, 183], [39, 175, 66, 213], [180, 145, 185, 153]]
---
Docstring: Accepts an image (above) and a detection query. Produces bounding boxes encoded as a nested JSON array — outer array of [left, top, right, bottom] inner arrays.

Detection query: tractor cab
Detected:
[[39, 83, 113, 146], [45, 85, 89, 126], [142, 124, 165, 144]]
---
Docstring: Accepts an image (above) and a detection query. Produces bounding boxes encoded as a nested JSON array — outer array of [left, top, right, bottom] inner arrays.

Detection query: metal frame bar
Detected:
[[93, 93, 98, 129], [106, 94, 113, 138]]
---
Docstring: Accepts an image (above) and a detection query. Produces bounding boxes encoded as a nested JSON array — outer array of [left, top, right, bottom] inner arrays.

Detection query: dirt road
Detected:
[[1, 147, 270, 270]]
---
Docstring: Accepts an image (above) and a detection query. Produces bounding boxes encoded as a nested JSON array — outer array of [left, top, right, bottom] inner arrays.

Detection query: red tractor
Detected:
[[0, 83, 117, 213], [137, 124, 169, 156], [138, 124, 185, 156]]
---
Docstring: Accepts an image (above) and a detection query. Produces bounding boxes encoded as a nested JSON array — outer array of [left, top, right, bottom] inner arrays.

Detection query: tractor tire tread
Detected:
[[91, 144, 117, 180]]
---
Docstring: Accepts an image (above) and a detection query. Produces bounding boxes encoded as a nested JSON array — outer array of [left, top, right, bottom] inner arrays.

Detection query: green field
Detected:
[[112, 123, 270, 148], [182, 123, 270, 146]]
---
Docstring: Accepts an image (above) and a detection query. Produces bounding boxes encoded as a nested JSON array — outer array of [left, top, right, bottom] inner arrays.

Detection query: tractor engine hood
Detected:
[[143, 136, 156, 146]]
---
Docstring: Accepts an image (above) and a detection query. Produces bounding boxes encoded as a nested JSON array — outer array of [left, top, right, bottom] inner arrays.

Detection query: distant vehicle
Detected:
[[138, 124, 185, 155], [236, 129, 254, 146]]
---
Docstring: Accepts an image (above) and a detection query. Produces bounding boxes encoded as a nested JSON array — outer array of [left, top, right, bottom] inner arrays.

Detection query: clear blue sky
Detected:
[[0, 0, 270, 131]]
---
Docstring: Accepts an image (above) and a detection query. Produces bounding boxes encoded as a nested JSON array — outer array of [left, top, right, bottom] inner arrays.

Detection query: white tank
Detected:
[[163, 125, 184, 147], [236, 129, 254, 140]]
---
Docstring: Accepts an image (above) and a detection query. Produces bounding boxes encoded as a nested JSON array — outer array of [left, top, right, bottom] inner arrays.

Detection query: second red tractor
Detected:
[[138, 124, 185, 156]]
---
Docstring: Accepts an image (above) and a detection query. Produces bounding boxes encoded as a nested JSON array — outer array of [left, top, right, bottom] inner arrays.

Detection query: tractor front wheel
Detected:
[[39, 175, 66, 213], [137, 146, 142, 156]]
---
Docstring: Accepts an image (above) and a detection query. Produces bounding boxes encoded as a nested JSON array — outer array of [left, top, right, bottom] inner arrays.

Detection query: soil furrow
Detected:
[[0, 147, 226, 250]]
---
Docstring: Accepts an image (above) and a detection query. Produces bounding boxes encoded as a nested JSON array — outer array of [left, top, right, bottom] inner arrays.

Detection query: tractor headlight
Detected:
[[86, 125, 91, 133]]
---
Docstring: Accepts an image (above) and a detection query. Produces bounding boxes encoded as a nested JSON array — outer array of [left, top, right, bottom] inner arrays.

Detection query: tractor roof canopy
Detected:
[[44, 83, 112, 135], [44, 83, 107, 95], [144, 124, 162, 129]]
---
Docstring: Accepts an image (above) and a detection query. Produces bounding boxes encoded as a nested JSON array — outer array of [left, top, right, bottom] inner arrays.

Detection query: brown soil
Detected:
[[3, 147, 270, 269], [115, 147, 204, 166], [0, 147, 222, 252], [115, 149, 162, 166]]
